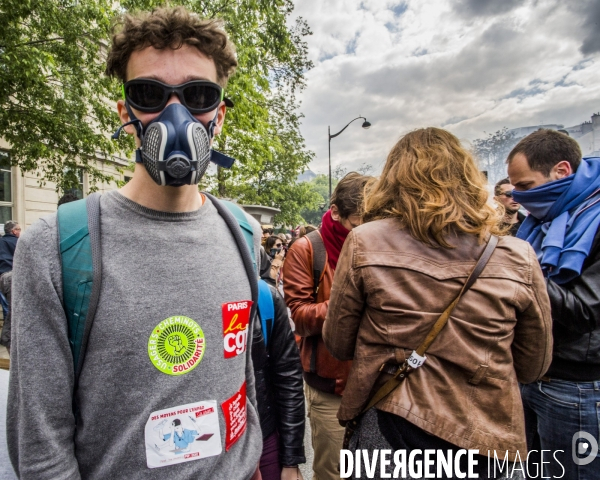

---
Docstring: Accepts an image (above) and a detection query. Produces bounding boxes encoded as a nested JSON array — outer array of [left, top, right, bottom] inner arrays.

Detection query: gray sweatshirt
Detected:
[[7, 191, 263, 479]]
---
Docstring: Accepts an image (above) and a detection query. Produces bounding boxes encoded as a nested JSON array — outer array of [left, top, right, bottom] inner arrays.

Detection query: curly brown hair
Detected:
[[105, 7, 237, 87], [363, 128, 503, 248]]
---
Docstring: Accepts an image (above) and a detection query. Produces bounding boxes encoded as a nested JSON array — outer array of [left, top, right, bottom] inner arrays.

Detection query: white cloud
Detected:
[[291, 0, 600, 175]]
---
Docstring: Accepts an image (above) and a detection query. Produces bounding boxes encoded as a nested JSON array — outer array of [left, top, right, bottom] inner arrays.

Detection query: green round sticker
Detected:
[[148, 316, 205, 375]]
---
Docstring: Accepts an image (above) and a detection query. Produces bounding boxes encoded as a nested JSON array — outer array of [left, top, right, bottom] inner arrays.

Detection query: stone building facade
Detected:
[[0, 138, 131, 233], [564, 113, 600, 157]]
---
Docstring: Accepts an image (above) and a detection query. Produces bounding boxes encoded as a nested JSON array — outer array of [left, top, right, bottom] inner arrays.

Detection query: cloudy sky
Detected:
[[290, 0, 600, 175]]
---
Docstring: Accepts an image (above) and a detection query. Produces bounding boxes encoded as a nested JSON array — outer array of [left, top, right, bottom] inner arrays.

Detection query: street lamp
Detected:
[[328, 116, 371, 202]]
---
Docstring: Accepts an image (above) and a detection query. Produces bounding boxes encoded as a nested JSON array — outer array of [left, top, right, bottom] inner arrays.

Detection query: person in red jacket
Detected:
[[282, 172, 373, 480]]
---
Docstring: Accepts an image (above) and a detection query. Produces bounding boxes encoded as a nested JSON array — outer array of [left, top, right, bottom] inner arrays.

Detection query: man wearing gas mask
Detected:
[[7, 7, 264, 480]]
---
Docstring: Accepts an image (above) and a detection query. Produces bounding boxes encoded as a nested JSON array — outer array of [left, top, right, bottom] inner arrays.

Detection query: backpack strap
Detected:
[[219, 198, 257, 274], [306, 230, 326, 301], [57, 192, 102, 383], [305, 229, 327, 373], [257, 279, 275, 347], [203, 192, 259, 322]]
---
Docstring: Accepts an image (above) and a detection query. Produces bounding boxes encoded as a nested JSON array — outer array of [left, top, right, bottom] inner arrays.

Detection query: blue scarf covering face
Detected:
[[512, 157, 600, 284]]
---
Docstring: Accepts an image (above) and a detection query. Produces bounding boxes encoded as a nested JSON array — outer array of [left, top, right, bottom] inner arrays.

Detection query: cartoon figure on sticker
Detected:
[[154, 418, 198, 453], [145, 400, 222, 468]]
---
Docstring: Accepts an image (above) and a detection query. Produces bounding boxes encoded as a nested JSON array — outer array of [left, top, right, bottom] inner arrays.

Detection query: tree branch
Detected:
[[0, 37, 66, 49]]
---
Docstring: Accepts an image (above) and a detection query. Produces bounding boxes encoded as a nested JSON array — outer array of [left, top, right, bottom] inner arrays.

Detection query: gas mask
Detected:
[[113, 103, 235, 187]]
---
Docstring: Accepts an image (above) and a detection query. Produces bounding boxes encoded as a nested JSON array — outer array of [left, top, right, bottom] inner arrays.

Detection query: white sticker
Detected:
[[145, 400, 222, 469], [407, 350, 427, 369]]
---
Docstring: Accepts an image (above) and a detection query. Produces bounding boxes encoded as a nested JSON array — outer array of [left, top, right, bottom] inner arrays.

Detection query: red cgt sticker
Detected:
[[222, 300, 252, 359], [221, 381, 247, 451]]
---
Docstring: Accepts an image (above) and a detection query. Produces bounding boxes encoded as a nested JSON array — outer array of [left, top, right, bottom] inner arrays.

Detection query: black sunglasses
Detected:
[[123, 78, 224, 114], [499, 191, 514, 198]]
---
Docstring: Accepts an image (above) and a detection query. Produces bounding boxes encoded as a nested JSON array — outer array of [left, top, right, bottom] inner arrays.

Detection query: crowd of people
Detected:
[[2, 5, 599, 480]]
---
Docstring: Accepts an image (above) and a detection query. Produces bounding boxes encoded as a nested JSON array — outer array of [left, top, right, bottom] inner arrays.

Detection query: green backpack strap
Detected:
[[202, 193, 259, 326], [57, 193, 102, 382], [220, 199, 257, 275]]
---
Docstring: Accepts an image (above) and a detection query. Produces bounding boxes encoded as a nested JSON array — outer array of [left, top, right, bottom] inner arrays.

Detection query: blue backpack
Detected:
[[57, 192, 274, 383], [256, 279, 275, 348]]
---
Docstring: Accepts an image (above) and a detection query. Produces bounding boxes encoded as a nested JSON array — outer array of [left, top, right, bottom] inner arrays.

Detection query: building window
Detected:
[[0, 151, 13, 225], [64, 168, 84, 200]]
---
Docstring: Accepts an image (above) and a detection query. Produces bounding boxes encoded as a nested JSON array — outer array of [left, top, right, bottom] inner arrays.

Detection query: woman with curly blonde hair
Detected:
[[323, 128, 552, 479]]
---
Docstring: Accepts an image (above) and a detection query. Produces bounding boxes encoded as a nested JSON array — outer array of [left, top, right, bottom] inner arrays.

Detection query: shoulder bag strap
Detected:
[[362, 235, 499, 413]]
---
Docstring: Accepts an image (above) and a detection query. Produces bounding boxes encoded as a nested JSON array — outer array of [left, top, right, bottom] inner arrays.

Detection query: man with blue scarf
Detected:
[[507, 129, 600, 479]]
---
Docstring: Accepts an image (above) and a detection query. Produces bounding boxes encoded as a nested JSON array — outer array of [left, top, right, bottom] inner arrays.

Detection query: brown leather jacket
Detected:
[[283, 234, 352, 395], [323, 219, 552, 460]]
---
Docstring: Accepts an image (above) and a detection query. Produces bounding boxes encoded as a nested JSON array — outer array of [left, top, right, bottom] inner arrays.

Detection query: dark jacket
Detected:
[[508, 211, 526, 236], [0, 234, 18, 274], [0, 271, 11, 348], [282, 233, 352, 395], [259, 246, 271, 279], [546, 226, 600, 380], [252, 283, 305, 467], [323, 219, 552, 461]]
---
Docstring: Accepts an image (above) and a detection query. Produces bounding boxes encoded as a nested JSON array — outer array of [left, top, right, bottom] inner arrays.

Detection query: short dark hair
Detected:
[[58, 193, 79, 207], [105, 7, 238, 87], [4, 221, 18, 236], [330, 172, 374, 219], [494, 178, 511, 196], [172, 419, 181, 426], [506, 129, 582, 176]]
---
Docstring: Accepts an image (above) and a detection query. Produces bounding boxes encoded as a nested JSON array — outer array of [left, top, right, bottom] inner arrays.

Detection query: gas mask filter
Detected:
[[113, 103, 235, 187]]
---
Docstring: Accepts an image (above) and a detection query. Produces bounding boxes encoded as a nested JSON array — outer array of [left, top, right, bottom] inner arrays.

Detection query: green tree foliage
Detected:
[[212, 94, 322, 226], [471, 127, 520, 186], [300, 174, 333, 226], [1, 0, 319, 224], [0, 0, 129, 192], [186, 0, 320, 225]]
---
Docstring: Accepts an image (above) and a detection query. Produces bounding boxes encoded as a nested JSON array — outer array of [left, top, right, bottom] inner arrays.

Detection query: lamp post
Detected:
[[328, 116, 371, 202]]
